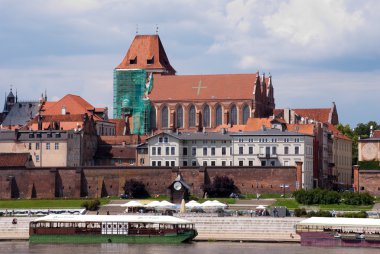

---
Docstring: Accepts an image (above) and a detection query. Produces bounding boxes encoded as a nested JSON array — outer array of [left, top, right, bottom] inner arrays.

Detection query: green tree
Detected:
[[124, 179, 150, 198], [203, 176, 240, 198]]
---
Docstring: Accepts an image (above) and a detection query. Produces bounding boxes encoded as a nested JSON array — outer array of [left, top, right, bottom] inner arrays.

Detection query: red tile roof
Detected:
[[292, 108, 331, 123], [327, 124, 352, 141], [373, 130, 380, 138], [40, 94, 105, 121], [151, 74, 262, 101], [212, 124, 246, 132], [27, 114, 96, 131], [244, 118, 272, 131], [0, 153, 30, 167], [116, 35, 176, 75], [287, 124, 315, 135]]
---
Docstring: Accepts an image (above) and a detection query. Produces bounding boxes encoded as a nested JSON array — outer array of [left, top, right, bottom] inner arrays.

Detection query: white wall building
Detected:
[[147, 129, 314, 189]]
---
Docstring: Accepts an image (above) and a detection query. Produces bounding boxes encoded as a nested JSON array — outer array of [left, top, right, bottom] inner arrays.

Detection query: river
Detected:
[[0, 241, 376, 254]]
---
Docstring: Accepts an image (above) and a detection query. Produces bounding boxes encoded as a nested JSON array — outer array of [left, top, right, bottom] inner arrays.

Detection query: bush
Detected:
[[294, 208, 308, 217], [203, 176, 240, 198], [294, 189, 340, 205], [342, 192, 374, 206], [124, 179, 150, 199], [337, 211, 368, 218], [81, 199, 100, 211], [307, 210, 332, 217]]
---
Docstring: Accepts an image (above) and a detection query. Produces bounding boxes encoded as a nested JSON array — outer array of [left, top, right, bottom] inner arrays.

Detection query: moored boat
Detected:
[[29, 214, 197, 244], [296, 217, 380, 248]]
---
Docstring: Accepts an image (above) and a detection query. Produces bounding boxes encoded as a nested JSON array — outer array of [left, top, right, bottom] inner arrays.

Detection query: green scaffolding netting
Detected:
[[113, 69, 151, 135]]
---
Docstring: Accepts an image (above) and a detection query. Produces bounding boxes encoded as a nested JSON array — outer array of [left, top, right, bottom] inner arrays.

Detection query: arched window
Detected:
[[188, 105, 196, 127], [202, 105, 210, 128], [161, 106, 168, 128], [150, 106, 156, 129], [230, 105, 237, 125], [215, 104, 223, 126], [242, 105, 250, 124], [175, 105, 184, 128]]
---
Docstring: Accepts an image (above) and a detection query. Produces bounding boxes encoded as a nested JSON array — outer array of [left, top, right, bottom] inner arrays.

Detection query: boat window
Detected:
[[108, 224, 111, 228]]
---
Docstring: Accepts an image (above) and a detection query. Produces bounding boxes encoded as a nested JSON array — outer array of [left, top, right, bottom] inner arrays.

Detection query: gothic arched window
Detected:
[[202, 104, 211, 128], [175, 105, 184, 128], [188, 105, 196, 127], [215, 104, 223, 126], [150, 105, 156, 129], [230, 104, 237, 125], [161, 105, 168, 128], [242, 104, 250, 124]]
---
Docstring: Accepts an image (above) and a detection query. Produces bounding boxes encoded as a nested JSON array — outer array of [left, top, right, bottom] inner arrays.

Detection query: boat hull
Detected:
[[299, 232, 380, 248], [29, 231, 197, 244]]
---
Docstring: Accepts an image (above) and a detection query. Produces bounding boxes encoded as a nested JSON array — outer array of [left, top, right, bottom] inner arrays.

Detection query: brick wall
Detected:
[[355, 168, 380, 196], [0, 165, 300, 199]]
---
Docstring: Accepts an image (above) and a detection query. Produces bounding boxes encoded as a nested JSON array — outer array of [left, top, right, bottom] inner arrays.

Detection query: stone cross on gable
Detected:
[[192, 80, 207, 96]]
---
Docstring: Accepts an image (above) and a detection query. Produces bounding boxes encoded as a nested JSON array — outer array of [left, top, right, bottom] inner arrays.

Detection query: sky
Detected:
[[0, 0, 379, 127]]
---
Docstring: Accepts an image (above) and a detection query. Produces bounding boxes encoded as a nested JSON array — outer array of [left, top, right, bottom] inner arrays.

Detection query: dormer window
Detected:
[[129, 57, 137, 64], [147, 56, 154, 65]]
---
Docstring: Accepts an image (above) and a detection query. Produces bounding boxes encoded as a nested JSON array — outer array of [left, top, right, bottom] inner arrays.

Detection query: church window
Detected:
[[202, 105, 210, 128], [175, 105, 184, 128], [150, 106, 156, 129], [188, 105, 196, 127], [161, 106, 169, 128], [215, 104, 223, 126], [230, 105, 237, 125], [242, 105, 250, 124]]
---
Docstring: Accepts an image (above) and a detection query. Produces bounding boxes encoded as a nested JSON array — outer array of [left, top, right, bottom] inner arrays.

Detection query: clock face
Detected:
[[362, 143, 377, 160], [173, 182, 182, 191]]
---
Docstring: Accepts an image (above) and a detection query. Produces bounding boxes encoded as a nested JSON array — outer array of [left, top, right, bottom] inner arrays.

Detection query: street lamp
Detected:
[[280, 184, 289, 198]]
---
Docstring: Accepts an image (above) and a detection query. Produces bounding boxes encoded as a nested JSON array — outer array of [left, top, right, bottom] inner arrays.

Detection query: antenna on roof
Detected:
[[156, 24, 159, 34], [136, 24, 139, 35]]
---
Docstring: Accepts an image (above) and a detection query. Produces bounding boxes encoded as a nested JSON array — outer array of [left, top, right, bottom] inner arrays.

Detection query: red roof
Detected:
[[41, 94, 105, 121], [292, 108, 331, 123], [373, 130, 380, 138], [327, 124, 352, 141], [116, 35, 176, 75], [244, 118, 272, 131], [0, 153, 30, 167], [287, 124, 315, 135], [151, 74, 261, 101]]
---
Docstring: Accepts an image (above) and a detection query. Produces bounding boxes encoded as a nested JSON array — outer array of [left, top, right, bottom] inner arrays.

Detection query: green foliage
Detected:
[[124, 179, 150, 199], [342, 192, 374, 205], [337, 211, 368, 218], [307, 210, 333, 217], [274, 199, 300, 209], [294, 208, 308, 217], [358, 160, 380, 170], [293, 189, 340, 205], [203, 176, 240, 198], [81, 199, 100, 211], [0, 198, 110, 209]]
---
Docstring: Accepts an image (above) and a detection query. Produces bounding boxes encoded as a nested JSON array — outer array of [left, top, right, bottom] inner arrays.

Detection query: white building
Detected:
[[147, 128, 314, 189]]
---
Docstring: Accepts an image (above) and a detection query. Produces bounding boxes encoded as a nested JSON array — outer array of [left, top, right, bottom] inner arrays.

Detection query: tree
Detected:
[[124, 179, 149, 198], [203, 176, 239, 198]]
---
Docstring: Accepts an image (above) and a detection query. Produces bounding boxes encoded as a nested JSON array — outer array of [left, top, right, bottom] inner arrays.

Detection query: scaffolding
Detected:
[[113, 69, 152, 135]]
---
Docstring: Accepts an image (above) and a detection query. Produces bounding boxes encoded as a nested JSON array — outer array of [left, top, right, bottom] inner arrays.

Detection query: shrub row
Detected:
[[81, 199, 100, 211], [294, 208, 332, 217], [293, 189, 374, 206], [337, 211, 368, 218]]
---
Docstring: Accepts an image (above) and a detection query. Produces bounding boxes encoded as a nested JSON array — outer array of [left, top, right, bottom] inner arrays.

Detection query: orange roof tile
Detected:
[[212, 124, 246, 133], [244, 118, 272, 131], [287, 124, 315, 135], [116, 35, 176, 75], [327, 124, 352, 141], [151, 74, 258, 101]]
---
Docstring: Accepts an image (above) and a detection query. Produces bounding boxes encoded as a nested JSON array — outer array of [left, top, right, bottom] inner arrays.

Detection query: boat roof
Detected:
[[32, 214, 191, 225], [298, 217, 380, 228]]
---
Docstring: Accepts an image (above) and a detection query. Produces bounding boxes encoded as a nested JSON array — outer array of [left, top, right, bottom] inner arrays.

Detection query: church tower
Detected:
[[3, 87, 16, 113]]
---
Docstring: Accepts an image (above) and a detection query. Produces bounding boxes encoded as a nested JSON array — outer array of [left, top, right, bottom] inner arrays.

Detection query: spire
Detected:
[[15, 89, 18, 103], [44, 89, 47, 101]]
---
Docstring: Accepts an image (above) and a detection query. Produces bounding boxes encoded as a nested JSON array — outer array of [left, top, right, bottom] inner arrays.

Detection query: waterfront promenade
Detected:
[[0, 216, 302, 242]]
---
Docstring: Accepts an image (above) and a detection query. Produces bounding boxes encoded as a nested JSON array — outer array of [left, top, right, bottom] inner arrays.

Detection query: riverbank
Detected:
[[0, 216, 302, 243]]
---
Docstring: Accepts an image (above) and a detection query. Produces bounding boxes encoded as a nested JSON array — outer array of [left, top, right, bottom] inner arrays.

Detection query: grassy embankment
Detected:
[[0, 198, 111, 209]]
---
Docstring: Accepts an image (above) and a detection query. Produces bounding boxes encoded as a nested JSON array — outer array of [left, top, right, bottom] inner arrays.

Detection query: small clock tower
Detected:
[[168, 174, 190, 204]]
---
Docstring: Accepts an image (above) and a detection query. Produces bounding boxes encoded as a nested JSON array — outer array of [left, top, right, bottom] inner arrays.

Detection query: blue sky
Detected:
[[0, 0, 379, 127]]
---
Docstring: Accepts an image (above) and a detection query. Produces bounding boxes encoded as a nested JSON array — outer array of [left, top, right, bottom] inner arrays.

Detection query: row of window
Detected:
[[153, 104, 251, 129], [29, 142, 60, 150], [29, 133, 61, 139], [150, 160, 298, 167], [151, 147, 175, 156]]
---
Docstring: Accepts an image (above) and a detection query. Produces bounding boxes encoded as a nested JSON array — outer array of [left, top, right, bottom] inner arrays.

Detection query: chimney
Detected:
[[38, 115, 42, 130]]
